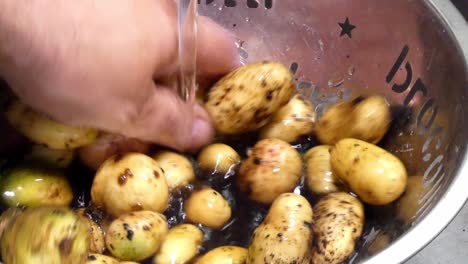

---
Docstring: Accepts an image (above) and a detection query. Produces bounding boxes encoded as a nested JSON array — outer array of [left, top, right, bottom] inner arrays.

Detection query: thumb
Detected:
[[121, 83, 214, 151]]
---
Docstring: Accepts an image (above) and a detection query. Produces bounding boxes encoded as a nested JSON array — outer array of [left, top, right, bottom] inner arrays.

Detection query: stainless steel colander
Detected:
[[199, 0, 468, 262]]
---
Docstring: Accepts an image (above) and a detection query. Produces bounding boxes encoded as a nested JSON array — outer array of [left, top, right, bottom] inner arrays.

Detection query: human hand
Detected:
[[0, 0, 239, 151]]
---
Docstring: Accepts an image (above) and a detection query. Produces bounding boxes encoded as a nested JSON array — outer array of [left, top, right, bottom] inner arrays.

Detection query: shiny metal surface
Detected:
[[199, 0, 468, 263]]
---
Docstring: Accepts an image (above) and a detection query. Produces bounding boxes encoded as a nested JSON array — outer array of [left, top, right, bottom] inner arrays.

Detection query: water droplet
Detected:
[[348, 66, 356, 76], [328, 76, 345, 88], [245, 17, 251, 22]]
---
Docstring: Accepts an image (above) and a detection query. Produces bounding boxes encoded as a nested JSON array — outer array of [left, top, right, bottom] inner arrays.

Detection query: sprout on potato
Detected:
[[90, 153, 169, 217], [237, 138, 303, 204]]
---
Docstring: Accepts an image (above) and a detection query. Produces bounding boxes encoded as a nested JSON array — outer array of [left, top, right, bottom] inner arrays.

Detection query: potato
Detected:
[[304, 145, 342, 195], [153, 150, 195, 190], [76, 208, 106, 254], [85, 254, 120, 264], [25, 144, 75, 169], [195, 246, 248, 264], [184, 187, 232, 229], [396, 175, 431, 225], [4, 99, 98, 149], [105, 211, 168, 262], [259, 94, 316, 143], [311, 192, 365, 264], [316, 95, 391, 145], [153, 224, 203, 264], [248, 193, 313, 264], [197, 143, 240, 175], [0, 207, 23, 240], [330, 138, 408, 205], [205, 62, 296, 134], [237, 138, 302, 204], [0, 166, 73, 207], [90, 153, 169, 217], [78, 133, 151, 171]]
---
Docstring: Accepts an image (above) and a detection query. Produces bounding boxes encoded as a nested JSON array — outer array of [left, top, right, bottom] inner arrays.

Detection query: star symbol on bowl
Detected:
[[339, 17, 356, 38]]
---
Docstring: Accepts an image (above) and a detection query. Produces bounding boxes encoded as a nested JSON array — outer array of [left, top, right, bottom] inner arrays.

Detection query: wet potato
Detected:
[[331, 138, 408, 206], [238, 138, 303, 204], [153, 224, 203, 264], [105, 210, 169, 262], [153, 150, 195, 190], [90, 153, 169, 217], [305, 145, 343, 195], [205, 62, 296, 134], [248, 193, 314, 264], [184, 187, 232, 229], [4, 99, 98, 150], [259, 94, 316, 143], [195, 246, 248, 264], [316, 95, 391, 145], [0, 166, 73, 208], [76, 208, 106, 254], [311, 192, 365, 264], [1, 206, 90, 264], [25, 144, 75, 169], [197, 143, 241, 175], [85, 254, 120, 264]]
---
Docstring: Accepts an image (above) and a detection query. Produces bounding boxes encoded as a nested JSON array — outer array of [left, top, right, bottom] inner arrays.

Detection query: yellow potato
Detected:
[[195, 246, 248, 264], [76, 208, 106, 254], [304, 145, 342, 195], [184, 187, 232, 229], [85, 254, 119, 264], [197, 143, 240, 175], [259, 94, 316, 143], [316, 95, 391, 145], [4, 100, 98, 150], [205, 62, 296, 134], [90, 153, 169, 217], [153, 224, 203, 264], [396, 175, 431, 225], [330, 138, 408, 205], [105, 211, 168, 262], [153, 150, 195, 190], [237, 138, 302, 204], [248, 193, 313, 264], [311, 192, 365, 264]]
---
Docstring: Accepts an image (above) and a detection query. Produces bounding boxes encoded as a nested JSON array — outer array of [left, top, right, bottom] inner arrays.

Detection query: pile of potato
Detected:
[[0, 61, 422, 264]]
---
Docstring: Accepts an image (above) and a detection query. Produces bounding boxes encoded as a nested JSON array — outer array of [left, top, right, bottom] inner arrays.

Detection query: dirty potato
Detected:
[[305, 145, 342, 195], [248, 193, 313, 264], [184, 187, 232, 229], [205, 62, 296, 134], [4, 99, 98, 149], [195, 246, 248, 264], [0, 166, 73, 207], [237, 138, 302, 204], [76, 209, 106, 254], [90, 153, 169, 217], [153, 224, 203, 264], [78, 133, 151, 171], [197, 143, 240, 175], [396, 175, 431, 225], [153, 150, 195, 190], [105, 211, 168, 262], [316, 95, 391, 145], [85, 254, 120, 264], [330, 138, 408, 206], [25, 144, 75, 169], [259, 94, 316, 143], [311, 192, 365, 264]]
